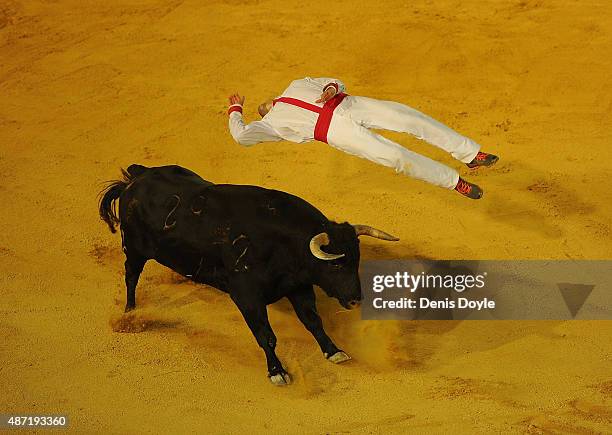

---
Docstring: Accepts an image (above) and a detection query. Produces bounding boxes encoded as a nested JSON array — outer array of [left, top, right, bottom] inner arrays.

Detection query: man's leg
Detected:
[[343, 96, 480, 164], [327, 116, 460, 189]]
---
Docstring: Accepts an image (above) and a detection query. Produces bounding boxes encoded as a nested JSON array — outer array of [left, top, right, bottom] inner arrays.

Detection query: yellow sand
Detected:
[[1, 0, 611, 433]]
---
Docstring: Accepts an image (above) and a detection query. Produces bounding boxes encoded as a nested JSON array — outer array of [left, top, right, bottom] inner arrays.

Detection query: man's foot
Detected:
[[455, 177, 483, 199], [466, 151, 499, 168]]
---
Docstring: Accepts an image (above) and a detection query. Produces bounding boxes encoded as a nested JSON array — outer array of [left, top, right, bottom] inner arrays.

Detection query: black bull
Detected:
[[98, 164, 398, 385]]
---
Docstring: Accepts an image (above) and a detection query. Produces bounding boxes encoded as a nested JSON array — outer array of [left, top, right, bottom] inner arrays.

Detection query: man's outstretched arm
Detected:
[[228, 93, 282, 146]]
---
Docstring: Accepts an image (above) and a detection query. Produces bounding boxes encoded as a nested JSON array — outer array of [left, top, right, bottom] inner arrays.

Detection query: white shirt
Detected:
[[228, 77, 346, 146]]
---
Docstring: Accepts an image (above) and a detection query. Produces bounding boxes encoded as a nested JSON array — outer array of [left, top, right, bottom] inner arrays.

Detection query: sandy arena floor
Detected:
[[1, 0, 611, 433]]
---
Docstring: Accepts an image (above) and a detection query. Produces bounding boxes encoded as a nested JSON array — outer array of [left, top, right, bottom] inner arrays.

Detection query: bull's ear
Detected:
[[353, 225, 399, 241]]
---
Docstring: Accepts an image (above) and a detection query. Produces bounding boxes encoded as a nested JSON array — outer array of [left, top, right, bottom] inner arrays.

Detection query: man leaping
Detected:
[[227, 77, 499, 199]]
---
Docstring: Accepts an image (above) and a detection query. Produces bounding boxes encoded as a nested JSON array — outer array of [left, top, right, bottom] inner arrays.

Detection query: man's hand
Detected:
[[316, 87, 336, 104], [229, 93, 245, 106]]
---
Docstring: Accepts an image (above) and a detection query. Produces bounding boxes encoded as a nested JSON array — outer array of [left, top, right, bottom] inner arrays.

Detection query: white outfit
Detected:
[[228, 77, 480, 189]]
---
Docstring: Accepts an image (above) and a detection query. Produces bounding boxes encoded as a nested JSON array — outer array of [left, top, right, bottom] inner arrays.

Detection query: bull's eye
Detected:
[[329, 259, 345, 270]]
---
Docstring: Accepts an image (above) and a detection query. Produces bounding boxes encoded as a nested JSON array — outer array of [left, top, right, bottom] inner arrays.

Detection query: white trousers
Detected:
[[327, 96, 480, 189]]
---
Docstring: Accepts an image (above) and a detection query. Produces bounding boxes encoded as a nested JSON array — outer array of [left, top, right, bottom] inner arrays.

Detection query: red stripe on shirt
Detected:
[[272, 97, 322, 113], [272, 93, 347, 143]]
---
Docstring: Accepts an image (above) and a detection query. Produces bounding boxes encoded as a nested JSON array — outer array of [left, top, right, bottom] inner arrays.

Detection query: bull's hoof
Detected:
[[326, 351, 351, 364], [124, 304, 135, 313], [269, 372, 292, 386]]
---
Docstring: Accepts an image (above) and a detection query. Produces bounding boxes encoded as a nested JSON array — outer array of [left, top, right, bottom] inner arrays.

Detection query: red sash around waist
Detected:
[[272, 93, 347, 143]]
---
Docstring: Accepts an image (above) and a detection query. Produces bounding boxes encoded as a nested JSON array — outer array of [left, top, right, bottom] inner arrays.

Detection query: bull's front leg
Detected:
[[230, 285, 291, 386], [288, 286, 351, 364]]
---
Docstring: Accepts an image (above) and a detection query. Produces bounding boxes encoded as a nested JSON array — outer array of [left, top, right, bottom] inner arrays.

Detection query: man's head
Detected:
[[258, 100, 273, 118]]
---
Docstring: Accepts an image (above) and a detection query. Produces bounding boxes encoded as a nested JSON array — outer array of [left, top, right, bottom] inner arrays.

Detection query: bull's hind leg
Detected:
[[124, 254, 146, 312], [288, 286, 351, 364]]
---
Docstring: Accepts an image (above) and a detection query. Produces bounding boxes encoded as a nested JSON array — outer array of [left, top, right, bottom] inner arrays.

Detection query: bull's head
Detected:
[[308, 223, 398, 309]]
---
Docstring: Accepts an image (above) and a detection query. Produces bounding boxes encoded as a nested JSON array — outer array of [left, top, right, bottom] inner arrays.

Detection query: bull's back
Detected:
[[121, 165, 328, 241], [207, 184, 328, 229], [128, 164, 213, 187], [117, 165, 328, 289]]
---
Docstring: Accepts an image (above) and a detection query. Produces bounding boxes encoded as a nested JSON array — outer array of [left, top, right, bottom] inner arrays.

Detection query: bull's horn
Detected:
[[309, 232, 345, 261], [353, 225, 399, 241]]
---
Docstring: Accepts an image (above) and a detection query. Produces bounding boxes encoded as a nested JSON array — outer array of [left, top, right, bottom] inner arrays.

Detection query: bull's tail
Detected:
[[98, 165, 147, 233]]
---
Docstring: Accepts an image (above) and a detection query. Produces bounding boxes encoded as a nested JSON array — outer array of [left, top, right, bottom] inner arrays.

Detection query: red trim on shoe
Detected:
[[474, 151, 488, 161], [455, 178, 472, 195]]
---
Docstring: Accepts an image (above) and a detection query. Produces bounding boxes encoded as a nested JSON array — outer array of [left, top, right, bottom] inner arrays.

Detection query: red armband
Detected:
[[228, 104, 243, 116]]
